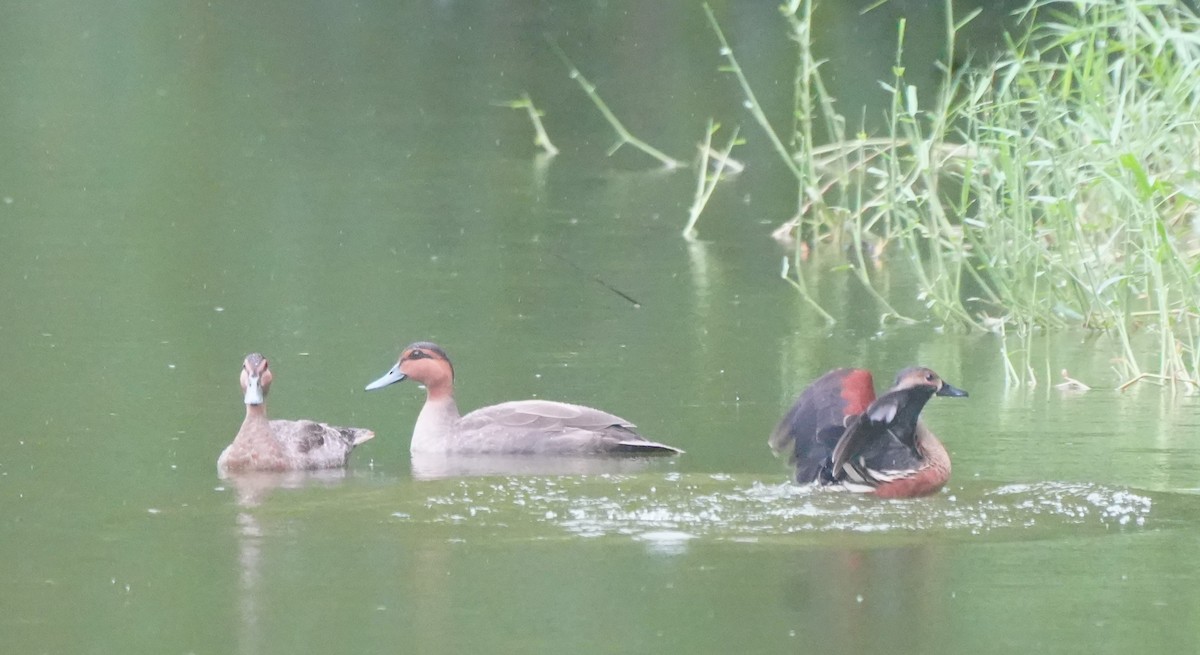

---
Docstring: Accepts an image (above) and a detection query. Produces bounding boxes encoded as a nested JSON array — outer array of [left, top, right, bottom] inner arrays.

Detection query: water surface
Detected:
[[1, 2, 1197, 654]]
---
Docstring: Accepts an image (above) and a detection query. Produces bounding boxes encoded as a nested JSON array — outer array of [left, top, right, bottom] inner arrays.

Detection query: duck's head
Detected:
[[858, 366, 968, 429], [890, 366, 968, 398], [240, 353, 273, 406], [365, 342, 454, 392]]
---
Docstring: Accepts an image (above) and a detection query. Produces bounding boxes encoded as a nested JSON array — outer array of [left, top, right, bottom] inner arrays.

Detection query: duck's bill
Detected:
[[244, 376, 265, 405], [937, 382, 969, 398], [365, 365, 407, 391]]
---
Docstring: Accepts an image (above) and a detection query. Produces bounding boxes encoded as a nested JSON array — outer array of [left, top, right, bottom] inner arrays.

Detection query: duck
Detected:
[[364, 342, 683, 456], [218, 353, 375, 473], [768, 366, 967, 498]]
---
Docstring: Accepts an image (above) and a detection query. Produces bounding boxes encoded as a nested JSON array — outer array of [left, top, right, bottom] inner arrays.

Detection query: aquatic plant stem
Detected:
[[781, 257, 836, 325], [501, 93, 559, 156], [706, 0, 1200, 387], [551, 44, 682, 169], [703, 4, 804, 183], [683, 121, 741, 239]]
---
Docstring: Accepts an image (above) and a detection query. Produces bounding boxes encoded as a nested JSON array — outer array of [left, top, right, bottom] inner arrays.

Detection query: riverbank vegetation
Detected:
[[709, 0, 1200, 389]]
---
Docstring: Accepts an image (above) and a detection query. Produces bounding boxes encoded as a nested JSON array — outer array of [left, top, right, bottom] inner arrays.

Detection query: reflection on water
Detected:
[[234, 511, 264, 655], [220, 470, 352, 655], [219, 469, 350, 508], [777, 544, 951, 654], [409, 452, 677, 480]]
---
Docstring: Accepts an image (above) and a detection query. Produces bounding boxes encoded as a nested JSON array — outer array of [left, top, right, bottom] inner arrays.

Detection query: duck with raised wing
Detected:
[[769, 366, 967, 498], [218, 353, 375, 473], [365, 342, 683, 456]]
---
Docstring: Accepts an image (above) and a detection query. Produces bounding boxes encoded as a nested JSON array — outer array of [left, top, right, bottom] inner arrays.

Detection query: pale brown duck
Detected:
[[218, 353, 375, 473], [364, 342, 683, 456]]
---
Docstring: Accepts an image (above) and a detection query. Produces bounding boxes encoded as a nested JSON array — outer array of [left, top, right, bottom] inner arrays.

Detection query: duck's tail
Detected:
[[353, 430, 376, 446], [615, 439, 684, 456], [343, 428, 375, 446]]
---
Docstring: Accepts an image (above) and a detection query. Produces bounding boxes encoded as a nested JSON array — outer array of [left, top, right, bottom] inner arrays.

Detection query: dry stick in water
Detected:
[[550, 43, 683, 170], [547, 251, 642, 309]]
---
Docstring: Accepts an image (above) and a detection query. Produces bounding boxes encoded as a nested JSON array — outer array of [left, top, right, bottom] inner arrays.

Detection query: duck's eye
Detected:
[[925, 373, 935, 382], [408, 350, 424, 360]]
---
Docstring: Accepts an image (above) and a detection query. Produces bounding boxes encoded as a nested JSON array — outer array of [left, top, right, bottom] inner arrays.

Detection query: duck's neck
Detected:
[[411, 382, 460, 453], [879, 388, 935, 450], [235, 404, 282, 455]]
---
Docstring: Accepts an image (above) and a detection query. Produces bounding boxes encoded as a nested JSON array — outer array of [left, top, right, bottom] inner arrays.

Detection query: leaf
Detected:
[[1095, 274, 1130, 296], [1118, 153, 1154, 200]]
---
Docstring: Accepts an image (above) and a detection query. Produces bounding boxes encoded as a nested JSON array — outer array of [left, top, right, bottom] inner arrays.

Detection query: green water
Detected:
[[2, 2, 1197, 653]]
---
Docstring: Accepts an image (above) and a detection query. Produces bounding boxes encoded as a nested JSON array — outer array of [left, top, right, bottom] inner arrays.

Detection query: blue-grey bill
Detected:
[[365, 365, 407, 391]]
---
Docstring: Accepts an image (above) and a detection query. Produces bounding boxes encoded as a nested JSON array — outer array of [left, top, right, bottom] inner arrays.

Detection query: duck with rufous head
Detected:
[[365, 342, 683, 456], [769, 366, 967, 498]]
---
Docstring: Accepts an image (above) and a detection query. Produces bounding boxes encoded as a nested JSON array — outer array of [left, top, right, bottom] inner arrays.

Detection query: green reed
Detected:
[[683, 120, 743, 240], [713, 0, 1200, 388]]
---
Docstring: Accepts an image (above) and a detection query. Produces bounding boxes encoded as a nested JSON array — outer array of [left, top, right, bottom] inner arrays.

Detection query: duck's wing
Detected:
[[459, 400, 681, 455], [828, 390, 925, 487], [769, 368, 876, 483], [462, 400, 631, 430]]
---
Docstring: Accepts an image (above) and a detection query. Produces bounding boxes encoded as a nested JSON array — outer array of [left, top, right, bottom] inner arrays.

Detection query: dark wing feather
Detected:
[[829, 388, 930, 485], [293, 421, 327, 453], [769, 369, 876, 484]]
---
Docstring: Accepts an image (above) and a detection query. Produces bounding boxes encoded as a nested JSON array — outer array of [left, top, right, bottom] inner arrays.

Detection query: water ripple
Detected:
[[399, 474, 1156, 543]]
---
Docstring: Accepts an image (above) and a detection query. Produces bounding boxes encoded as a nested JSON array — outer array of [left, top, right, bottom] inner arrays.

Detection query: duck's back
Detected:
[[270, 419, 375, 469], [453, 400, 680, 455]]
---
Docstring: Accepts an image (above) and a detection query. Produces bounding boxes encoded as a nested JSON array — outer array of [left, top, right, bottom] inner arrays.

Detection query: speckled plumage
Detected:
[[218, 353, 374, 474]]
